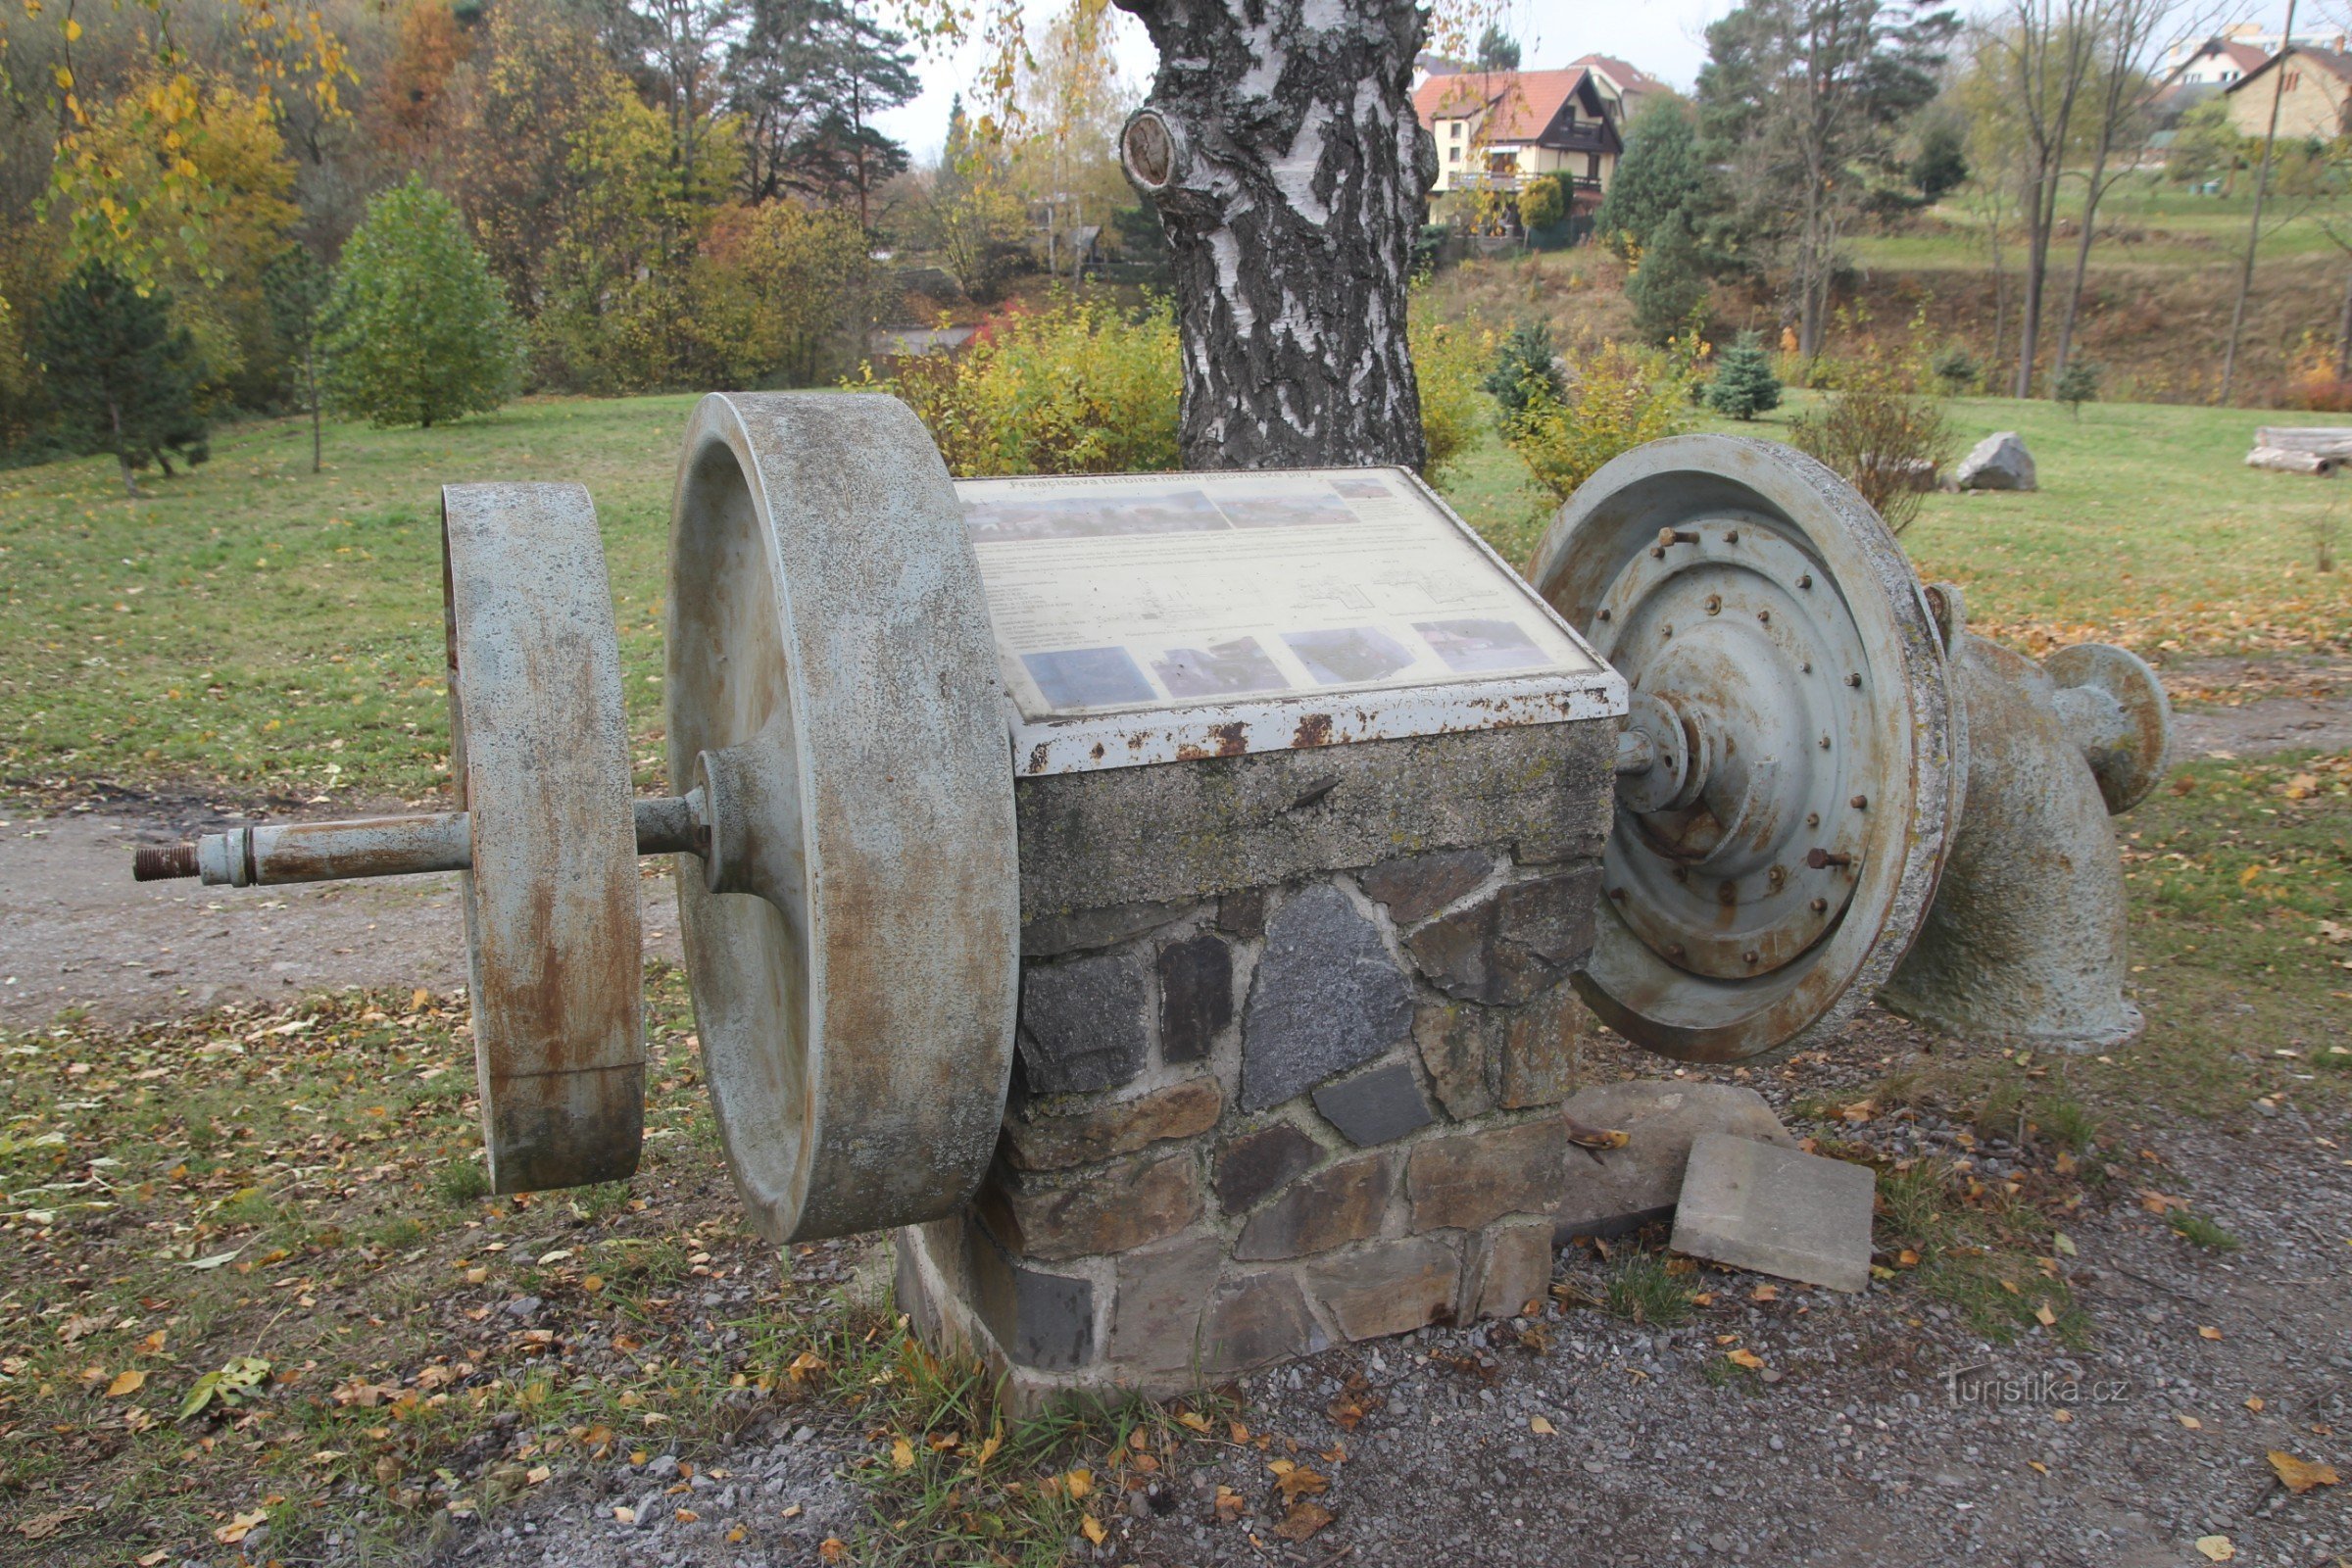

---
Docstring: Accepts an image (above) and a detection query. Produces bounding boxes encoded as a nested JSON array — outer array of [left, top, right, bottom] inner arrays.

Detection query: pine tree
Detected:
[[2055, 359, 2099, 419], [1705, 330, 1783, 420], [1482, 320, 1565, 418], [263, 245, 329, 472], [320, 176, 521, 428], [33, 263, 210, 498], [1592, 98, 1706, 259], [1628, 212, 1708, 348]]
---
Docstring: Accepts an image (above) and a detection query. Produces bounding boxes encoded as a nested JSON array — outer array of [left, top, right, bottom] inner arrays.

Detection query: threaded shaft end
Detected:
[[133, 843, 199, 881]]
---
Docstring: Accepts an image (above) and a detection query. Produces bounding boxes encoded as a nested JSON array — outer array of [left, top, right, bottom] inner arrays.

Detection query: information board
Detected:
[[956, 466, 1624, 774]]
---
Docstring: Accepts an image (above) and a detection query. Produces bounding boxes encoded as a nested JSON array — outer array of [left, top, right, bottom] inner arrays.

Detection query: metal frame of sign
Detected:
[[968, 466, 1627, 776]]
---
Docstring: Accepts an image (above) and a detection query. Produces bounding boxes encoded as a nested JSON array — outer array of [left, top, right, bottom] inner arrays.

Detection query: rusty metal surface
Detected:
[[1881, 631, 2146, 1052], [1529, 435, 1963, 1062], [442, 482, 645, 1194], [174, 813, 474, 886], [2044, 643, 2172, 814], [665, 393, 1020, 1246]]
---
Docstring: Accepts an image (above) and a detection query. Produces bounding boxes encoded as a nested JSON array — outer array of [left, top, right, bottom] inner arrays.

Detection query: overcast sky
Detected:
[[869, 0, 2325, 165]]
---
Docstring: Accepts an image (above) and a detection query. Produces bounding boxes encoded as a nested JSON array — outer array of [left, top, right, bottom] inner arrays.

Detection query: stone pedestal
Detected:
[[895, 719, 1627, 1409]]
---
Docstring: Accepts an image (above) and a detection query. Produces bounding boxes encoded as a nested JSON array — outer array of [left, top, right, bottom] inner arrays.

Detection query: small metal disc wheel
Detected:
[[1529, 436, 1962, 1061], [442, 483, 646, 1194], [666, 393, 1021, 1244]]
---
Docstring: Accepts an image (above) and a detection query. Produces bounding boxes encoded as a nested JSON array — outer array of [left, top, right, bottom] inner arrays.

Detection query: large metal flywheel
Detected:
[[1530, 436, 1963, 1061], [665, 394, 1021, 1243]]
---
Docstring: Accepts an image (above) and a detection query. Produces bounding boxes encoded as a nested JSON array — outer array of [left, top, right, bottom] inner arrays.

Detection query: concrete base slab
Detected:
[[1554, 1082, 1793, 1240], [1669, 1133, 1876, 1293]]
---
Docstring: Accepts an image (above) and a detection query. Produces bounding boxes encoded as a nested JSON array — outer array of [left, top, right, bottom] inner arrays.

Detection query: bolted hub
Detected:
[[1592, 515, 1871, 982]]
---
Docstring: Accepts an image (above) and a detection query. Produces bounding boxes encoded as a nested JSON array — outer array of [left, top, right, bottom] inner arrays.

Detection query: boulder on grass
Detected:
[[1955, 431, 2036, 492]]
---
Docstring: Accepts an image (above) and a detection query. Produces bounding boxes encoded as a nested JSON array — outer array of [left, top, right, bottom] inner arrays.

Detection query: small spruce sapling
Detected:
[[1483, 320, 1566, 418], [1705, 331, 1783, 420], [32, 262, 209, 498], [2055, 359, 2099, 419]]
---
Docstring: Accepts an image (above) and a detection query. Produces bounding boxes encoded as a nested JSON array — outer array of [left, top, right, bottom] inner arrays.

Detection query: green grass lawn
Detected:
[[1846, 173, 2352, 271], [5, 386, 2346, 805]]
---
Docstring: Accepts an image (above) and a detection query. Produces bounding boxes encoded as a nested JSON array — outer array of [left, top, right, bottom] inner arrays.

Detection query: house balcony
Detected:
[[1447, 168, 1603, 196]]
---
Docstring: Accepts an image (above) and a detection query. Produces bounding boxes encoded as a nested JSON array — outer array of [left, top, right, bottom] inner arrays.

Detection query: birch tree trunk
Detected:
[[1113, 0, 1433, 469]]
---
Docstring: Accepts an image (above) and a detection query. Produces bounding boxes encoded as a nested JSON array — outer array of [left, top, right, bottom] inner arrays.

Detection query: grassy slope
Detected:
[[6, 388, 2349, 805]]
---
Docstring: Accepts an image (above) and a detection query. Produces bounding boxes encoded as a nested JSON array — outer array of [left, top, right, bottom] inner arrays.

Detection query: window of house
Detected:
[[1448, 145, 1460, 162], [2284, 70, 2301, 89], [1450, 122, 1463, 138]]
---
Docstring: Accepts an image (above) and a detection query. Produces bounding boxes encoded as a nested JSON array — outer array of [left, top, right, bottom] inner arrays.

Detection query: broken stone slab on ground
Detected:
[[1669, 1133, 1876, 1294], [1955, 431, 2036, 492], [1554, 1081, 1794, 1241]]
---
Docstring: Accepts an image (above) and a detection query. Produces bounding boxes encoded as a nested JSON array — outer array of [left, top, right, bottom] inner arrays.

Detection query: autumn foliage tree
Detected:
[[320, 176, 520, 426]]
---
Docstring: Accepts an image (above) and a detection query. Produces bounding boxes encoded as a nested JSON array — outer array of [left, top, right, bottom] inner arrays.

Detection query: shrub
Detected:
[[1930, 345, 1980, 396], [321, 175, 521, 427], [862, 294, 1180, 476], [1517, 175, 1566, 233], [1505, 334, 1702, 503], [1410, 312, 1492, 480], [2054, 359, 2099, 419], [1482, 320, 1565, 419], [32, 262, 210, 496], [1788, 342, 1956, 533], [1627, 213, 1707, 348], [1706, 331, 1782, 420]]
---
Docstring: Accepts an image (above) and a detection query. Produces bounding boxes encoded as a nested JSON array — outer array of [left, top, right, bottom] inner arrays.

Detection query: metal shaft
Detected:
[[135, 793, 708, 887]]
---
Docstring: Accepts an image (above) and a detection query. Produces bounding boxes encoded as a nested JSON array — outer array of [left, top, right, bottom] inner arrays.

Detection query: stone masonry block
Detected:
[[1017, 951, 1149, 1095], [1235, 1153, 1395, 1261], [1107, 1232, 1226, 1376], [1002, 1078, 1223, 1172], [1407, 1117, 1565, 1232], [1157, 934, 1233, 1065], [1304, 1236, 1462, 1341], [1468, 1219, 1555, 1321], [1412, 1002, 1497, 1120], [1403, 867, 1600, 1005], [965, 1214, 1097, 1372], [1310, 1060, 1436, 1147], [1671, 1133, 1876, 1293], [1359, 849, 1494, 924], [980, 1148, 1200, 1263], [1240, 883, 1412, 1111], [1213, 1122, 1322, 1215], [1555, 1082, 1794, 1240], [1202, 1269, 1327, 1374], [1498, 986, 1586, 1109], [1023, 900, 1188, 959]]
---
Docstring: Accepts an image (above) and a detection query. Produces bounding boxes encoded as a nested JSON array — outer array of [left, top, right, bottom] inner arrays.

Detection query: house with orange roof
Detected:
[[1412, 66, 1626, 209], [1565, 54, 1669, 122]]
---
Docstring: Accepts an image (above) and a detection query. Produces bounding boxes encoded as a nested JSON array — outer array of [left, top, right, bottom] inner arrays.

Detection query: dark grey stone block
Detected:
[[1310, 1060, 1436, 1148], [1213, 1122, 1322, 1214], [1157, 934, 1232, 1064], [1360, 849, 1493, 924], [1240, 884, 1413, 1110], [1403, 867, 1600, 1004], [1017, 950, 1148, 1094], [964, 1214, 1097, 1370]]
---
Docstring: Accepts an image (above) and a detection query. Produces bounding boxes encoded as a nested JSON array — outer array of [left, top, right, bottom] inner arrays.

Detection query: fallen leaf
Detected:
[[2034, 1302, 2057, 1328], [890, 1437, 913, 1470], [2268, 1451, 2341, 1494], [1564, 1117, 1629, 1151], [819, 1538, 848, 1561], [1726, 1349, 1765, 1371], [970, 1431, 1003, 1470], [2053, 1232, 2077, 1256], [1529, 1415, 1555, 1435], [1176, 1411, 1212, 1434], [2028, 1460, 2048, 1474], [138, 1553, 170, 1567], [2193, 1535, 2234, 1561], [2199, 1325, 2224, 1342], [1750, 1285, 1779, 1302], [105, 1369, 145, 1397], [2180, 1415, 2202, 1430], [1228, 1420, 1250, 1444], [1081, 1516, 1107, 1545], [213, 1508, 268, 1545], [1275, 1499, 1334, 1542], [673, 1508, 698, 1524], [526, 1465, 551, 1485], [1267, 1458, 1329, 1501], [2052, 1409, 2073, 1424], [1213, 1485, 1245, 1524], [2245, 1397, 2265, 1412], [726, 1526, 748, 1544], [1062, 1467, 1093, 1500]]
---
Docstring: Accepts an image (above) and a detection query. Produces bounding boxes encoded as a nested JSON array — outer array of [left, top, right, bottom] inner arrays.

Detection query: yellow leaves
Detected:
[[2194, 1535, 2235, 1560], [2199, 1325, 2224, 1342], [2239, 864, 2262, 887], [968, 1429, 1003, 1471], [2180, 1415, 2203, 1430], [213, 1508, 268, 1545], [53, 65, 74, 90], [2033, 1302, 2057, 1328], [105, 1368, 146, 1397], [1528, 1415, 1556, 1435], [1212, 1485, 1245, 1523], [1175, 1411, 1212, 1434], [62, 16, 78, 39], [1266, 1458, 1328, 1502], [1079, 1515, 1106, 1545], [1725, 1348, 1765, 1371], [2268, 1451, 2341, 1494], [818, 1538, 848, 1561], [2245, 1396, 2265, 1412], [1060, 1467, 1093, 1499]]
